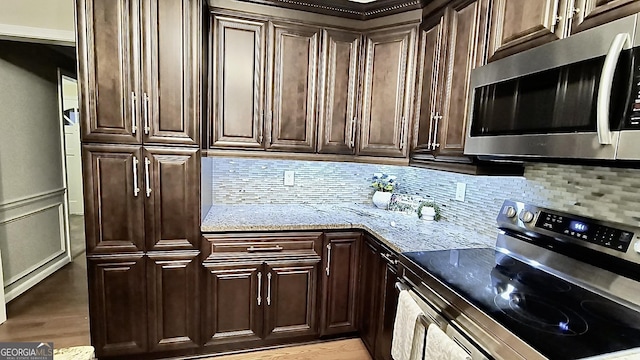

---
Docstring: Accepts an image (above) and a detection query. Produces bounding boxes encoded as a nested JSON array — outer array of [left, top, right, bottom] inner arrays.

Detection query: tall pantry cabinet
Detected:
[[76, 0, 203, 357]]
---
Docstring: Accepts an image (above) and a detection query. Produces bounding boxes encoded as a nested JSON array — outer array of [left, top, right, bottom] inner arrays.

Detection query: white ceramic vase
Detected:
[[372, 191, 392, 209]]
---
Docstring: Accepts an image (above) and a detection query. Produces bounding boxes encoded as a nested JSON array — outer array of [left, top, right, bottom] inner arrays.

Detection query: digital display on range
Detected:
[[570, 221, 588, 233]]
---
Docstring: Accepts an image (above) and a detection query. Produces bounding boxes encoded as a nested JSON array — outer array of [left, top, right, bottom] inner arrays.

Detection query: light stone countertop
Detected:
[[201, 203, 496, 253]]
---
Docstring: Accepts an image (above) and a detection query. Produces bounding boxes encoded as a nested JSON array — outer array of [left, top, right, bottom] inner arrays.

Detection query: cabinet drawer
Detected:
[[202, 232, 323, 261]]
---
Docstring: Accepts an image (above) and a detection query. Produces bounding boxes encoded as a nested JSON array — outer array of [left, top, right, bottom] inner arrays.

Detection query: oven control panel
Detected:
[[535, 211, 634, 252]]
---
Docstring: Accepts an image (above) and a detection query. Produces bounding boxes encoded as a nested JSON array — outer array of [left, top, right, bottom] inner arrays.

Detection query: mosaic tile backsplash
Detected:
[[209, 157, 640, 238]]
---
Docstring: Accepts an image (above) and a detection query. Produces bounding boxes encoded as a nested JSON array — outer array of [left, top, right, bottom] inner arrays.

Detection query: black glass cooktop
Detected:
[[402, 248, 640, 360]]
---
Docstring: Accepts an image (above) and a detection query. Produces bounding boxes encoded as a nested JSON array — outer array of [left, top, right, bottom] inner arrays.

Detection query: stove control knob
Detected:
[[520, 210, 535, 223], [634, 240, 640, 254], [504, 206, 517, 218]]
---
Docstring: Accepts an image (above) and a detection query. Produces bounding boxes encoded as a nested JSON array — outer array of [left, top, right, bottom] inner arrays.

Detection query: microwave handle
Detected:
[[597, 33, 630, 145]]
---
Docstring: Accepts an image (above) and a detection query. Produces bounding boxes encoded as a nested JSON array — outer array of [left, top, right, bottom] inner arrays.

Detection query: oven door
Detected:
[[464, 14, 638, 160]]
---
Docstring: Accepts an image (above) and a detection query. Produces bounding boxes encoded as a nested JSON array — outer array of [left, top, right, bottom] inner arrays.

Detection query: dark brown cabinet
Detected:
[[203, 262, 264, 348], [210, 14, 267, 149], [267, 22, 321, 152], [317, 30, 362, 155], [487, 0, 567, 61], [359, 25, 417, 158], [374, 252, 399, 360], [412, 0, 489, 163], [320, 232, 361, 336], [358, 238, 382, 354], [87, 254, 147, 357], [570, 0, 640, 34], [83, 145, 200, 254], [77, 0, 201, 146], [147, 251, 200, 352]]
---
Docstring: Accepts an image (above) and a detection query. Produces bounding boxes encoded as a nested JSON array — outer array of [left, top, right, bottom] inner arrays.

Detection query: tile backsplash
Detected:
[[209, 157, 640, 238]]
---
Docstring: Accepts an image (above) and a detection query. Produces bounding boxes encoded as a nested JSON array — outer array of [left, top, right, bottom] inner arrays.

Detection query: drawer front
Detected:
[[202, 232, 323, 261]]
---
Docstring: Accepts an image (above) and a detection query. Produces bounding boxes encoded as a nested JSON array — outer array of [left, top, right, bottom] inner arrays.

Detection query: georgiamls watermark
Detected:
[[0, 342, 53, 360]]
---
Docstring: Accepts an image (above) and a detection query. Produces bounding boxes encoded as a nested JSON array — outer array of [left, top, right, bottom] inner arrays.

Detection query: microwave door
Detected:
[[465, 15, 637, 160]]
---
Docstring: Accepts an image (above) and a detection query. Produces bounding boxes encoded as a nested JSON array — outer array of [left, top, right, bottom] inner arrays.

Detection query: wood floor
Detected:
[[203, 339, 372, 360], [0, 253, 91, 349]]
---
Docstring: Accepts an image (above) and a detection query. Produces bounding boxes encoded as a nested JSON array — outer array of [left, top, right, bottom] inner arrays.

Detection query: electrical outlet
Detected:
[[455, 182, 466, 201], [284, 171, 295, 186]]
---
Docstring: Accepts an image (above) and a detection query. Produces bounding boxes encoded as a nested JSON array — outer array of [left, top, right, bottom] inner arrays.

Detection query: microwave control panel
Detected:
[[535, 211, 633, 252]]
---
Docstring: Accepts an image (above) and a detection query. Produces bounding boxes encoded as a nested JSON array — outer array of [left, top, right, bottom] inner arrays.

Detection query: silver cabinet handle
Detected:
[[132, 156, 140, 197], [266, 272, 272, 306], [143, 93, 150, 135], [432, 112, 442, 150], [381, 252, 398, 265], [259, 111, 264, 144], [144, 157, 151, 198], [597, 33, 630, 145], [247, 245, 283, 252], [257, 271, 262, 306], [349, 117, 356, 149], [131, 92, 137, 135], [427, 112, 435, 151], [325, 244, 332, 276], [399, 116, 406, 150]]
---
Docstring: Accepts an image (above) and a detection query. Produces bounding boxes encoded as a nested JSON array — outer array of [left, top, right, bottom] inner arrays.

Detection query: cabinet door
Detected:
[[83, 144, 144, 254], [359, 25, 417, 158], [436, 0, 489, 159], [143, 147, 200, 251], [263, 260, 319, 340], [87, 254, 147, 357], [570, 0, 640, 34], [76, 0, 141, 144], [317, 29, 362, 155], [374, 258, 399, 360], [140, 0, 200, 146], [203, 262, 264, 347], [358, 238, 381, 354], [210, 15, 267, 149], [147, 251, 200, 352], [412, 19, 444, 155], [320, 232, 361, 336], [267, 23, 320, 152], [488, 0, 568, 61]]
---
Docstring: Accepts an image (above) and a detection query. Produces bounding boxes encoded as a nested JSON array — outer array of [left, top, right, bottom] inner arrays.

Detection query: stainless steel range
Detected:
[[398, 200, 640, 359]]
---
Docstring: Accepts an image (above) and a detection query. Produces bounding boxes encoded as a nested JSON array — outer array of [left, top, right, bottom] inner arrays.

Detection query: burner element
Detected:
[[581, 300, 640, 330], [494, 293, 588, 336], [516, 271, 572, 292]]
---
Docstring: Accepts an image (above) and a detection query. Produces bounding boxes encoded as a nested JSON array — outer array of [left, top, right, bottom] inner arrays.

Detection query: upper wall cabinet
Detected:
[[412, 0, 489, 163], [359, 25, 417, 158], [77, 0, 200, 146], [210, 15, 267, 149], [266, 22, 321, 153], [317, 29, 362, 155], [487, 0, 640, 61]]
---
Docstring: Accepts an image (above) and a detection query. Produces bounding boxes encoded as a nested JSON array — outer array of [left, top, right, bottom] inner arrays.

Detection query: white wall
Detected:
[[0, 41, 72, 302], [0, 0, 75, 45]]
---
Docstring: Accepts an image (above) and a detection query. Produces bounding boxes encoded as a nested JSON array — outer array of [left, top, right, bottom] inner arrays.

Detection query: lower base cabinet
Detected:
[[359, 238, 382, 353], [374, 254, 399, 360], [87, 254, 148, 358]]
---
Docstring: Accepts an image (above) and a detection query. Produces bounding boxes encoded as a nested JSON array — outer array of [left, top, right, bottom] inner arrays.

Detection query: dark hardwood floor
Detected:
[[0, 253, 91, 348]]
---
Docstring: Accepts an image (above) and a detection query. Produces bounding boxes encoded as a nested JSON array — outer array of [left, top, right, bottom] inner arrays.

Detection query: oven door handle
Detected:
[[597, 33, 630, 145], [395, 281, 409, 292]]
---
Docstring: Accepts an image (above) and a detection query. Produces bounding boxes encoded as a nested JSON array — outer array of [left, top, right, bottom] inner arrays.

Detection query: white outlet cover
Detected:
[[455, 182, 466, 201], [284, 171, 295, 186]]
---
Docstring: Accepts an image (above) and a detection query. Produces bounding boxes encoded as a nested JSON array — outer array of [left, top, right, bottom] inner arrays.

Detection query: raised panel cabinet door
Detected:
[[76, 0, 141, 144], [358, 238, 382, 354], [263, 260, 320, 340], [203, 262, 264, 348], [147, 251, 200, 352], [87, 254, 147, 357], [140, 0, 201, 145], [359, 25, 417, 158], [436, 0, 490, 159], [317, 29, 362, 155], [570, 0, 640, 34], [412, 18, 444, 156], [83, 144, 145, 254], [374, 260, 399, 360], [211, 15, 267, 149], [143, 147, 200, 251], [488, 0, 568, 61], [320, 232, 361, 336], [267, 23, 320, 152]]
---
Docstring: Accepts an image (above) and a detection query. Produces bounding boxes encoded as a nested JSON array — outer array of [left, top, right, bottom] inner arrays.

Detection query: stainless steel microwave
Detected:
[[464, 14, 640, 161]]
